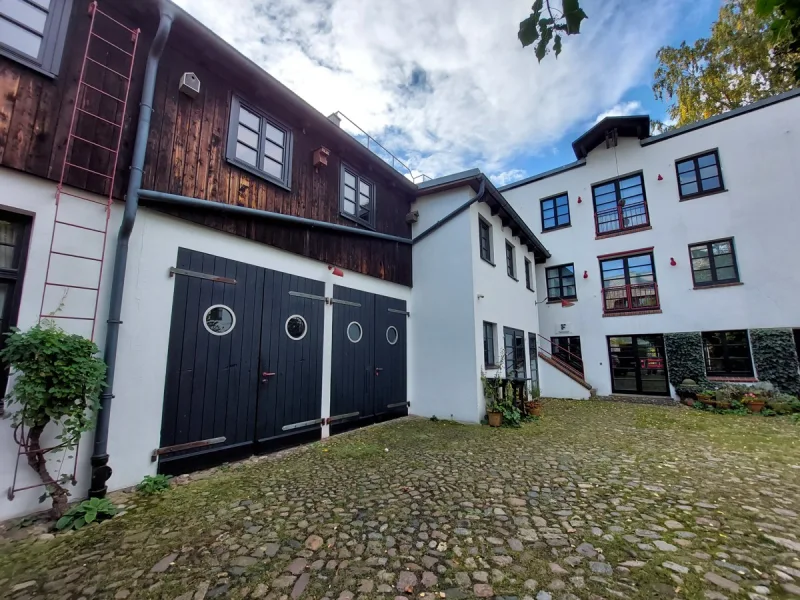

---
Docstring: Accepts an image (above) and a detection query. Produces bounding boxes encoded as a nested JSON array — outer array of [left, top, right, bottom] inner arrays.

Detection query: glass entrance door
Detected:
[[607, 334, 668, 395]]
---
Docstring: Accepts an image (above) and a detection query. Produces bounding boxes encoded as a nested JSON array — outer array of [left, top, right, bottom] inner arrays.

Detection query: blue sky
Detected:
[[175, 0, 722, 186]]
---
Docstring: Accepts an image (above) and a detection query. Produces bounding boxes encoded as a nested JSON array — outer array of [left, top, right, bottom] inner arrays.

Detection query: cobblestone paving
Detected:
[[2, 400, 800, 600]]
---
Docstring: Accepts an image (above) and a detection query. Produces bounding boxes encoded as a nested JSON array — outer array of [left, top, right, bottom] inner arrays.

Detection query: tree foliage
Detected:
[[518, 0, 587, 61], [756, 0, 800, 80], [0, 321, 106, 517], [653, 0, 799, 127]]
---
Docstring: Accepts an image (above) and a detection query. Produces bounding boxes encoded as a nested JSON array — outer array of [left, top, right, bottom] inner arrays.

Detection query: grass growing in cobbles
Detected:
[[2, 400, 800, 600]]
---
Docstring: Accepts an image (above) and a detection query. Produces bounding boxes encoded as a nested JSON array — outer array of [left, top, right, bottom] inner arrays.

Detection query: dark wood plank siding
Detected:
[[0, 0, 413, 286]]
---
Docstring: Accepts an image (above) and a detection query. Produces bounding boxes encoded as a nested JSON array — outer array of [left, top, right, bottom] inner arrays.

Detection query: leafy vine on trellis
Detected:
[[750, 328, 800, 396]]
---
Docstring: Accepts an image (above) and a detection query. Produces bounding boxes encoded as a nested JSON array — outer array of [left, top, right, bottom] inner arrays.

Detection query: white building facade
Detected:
[[501, 89, 800, 398]]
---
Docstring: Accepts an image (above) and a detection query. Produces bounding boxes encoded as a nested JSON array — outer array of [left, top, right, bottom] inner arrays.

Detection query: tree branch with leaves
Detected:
[[518, 0, 588, 61]]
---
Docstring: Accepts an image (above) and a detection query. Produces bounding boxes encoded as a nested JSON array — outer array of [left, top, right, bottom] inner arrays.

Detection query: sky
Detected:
[[173, 0, 721, 187]]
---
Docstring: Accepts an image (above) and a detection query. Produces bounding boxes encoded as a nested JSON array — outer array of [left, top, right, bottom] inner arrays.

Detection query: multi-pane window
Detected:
[[483, 321, 497, 366], [478, 217, 493, 263], [546, 264, 576, 300], [600, 252, 658, 313], [0, 0, 71, 75], [553, 336, 583, 375], [524, 258, 533, 291], [689, 238, 739, 286], [227, 97, 292, 188], [676, 150, 724, 199], [505, 241, 516, 279], [702, 330, 754, 377], [341, 166, 375, 227], [592, 173, 649, 236], [528, 332, 539, 389], [504, 327, 526, 380], [540, 193, 570, 231]]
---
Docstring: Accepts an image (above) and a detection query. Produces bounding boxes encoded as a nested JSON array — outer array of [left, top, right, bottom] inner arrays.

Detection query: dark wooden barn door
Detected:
[[159, 249, 324, 473], [330, 286, 375, 428], [374, 296, 408, 418], [330, 285, 407, 432], [160, 249, 264, 471], [256, 272, 325, 443]]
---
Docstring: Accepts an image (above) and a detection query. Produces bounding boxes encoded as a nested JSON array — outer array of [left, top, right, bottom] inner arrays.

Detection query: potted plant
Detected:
[[742, 392, 766, 413], [482, 369, 503, 427], [525, 383, 542, 416], [696, 391, 715, 407]]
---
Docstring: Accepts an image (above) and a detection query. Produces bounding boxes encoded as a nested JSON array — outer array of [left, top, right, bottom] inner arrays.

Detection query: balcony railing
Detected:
[[602, 282, 659, 314], [594, 200, 649, 236]]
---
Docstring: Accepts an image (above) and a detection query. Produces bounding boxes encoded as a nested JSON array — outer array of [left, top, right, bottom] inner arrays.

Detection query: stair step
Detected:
[[538, 352, 592, 390]]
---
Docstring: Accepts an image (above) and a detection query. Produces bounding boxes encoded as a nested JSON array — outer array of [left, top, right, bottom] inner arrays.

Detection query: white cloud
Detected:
[[594, 101, 645, 124], [174, 0, 690, 178], [489, 169, 527, 187]]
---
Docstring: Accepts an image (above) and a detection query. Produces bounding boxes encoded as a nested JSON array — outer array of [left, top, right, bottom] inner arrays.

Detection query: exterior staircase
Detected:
[[536, 334, 596, 397]]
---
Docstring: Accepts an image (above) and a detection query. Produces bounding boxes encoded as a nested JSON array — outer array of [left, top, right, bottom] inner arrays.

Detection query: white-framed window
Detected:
[[0, 0, 73, 76], [285, 315, 308, 340], [203, 304, 236, 336]]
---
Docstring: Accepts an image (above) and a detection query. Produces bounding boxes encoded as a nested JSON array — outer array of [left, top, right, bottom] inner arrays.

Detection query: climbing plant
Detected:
[[664, 332, 711, 388], [750, 328, 800, 396], [0, 321, 106, 518]]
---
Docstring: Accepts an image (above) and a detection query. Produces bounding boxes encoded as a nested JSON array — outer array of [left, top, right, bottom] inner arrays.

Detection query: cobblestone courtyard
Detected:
[[2, 400, 800, 600]]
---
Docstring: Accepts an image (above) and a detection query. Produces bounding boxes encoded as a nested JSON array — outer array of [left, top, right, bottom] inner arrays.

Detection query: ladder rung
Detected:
[[45, 282, 99, 291], [80, 81, 125, 103], [50, 251, 103, 262], [69, 133, 118, 154], [90, 32, 134, 57], [57, 189, 110, 206], [93, 7, 139, 35], [55, 220, 107, 234], [65, 162, 113, 179], [40, 315, 95, 321], [85, 56, 131, 80], [76, 108, 122, 128]]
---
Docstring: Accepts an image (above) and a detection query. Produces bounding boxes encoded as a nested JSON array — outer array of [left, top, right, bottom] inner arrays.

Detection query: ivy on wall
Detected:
[[750, 328, 800, 396], [664, 332, 710, 388]]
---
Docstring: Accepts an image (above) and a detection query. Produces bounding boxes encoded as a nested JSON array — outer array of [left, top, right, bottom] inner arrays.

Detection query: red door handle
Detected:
[[262, 372, 276, 383]]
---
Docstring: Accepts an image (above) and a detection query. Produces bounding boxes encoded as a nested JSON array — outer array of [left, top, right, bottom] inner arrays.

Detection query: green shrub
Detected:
[[664, 333, 711, 388], [55, 498, 117, 531], [136, 474, 173, 496], [750, 329, 800, 396]]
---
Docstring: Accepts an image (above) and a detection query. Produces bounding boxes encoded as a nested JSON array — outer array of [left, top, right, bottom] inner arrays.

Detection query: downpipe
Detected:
[[89, 4, 176, 498]]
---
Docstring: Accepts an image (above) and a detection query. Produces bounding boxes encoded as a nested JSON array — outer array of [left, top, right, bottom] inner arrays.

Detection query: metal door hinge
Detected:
[[325, 411, 359, 424], [169, 267, 236, 284], [151, 436, 226, 461], [282, 418, 325, 432], [388, 308, 409, 316], [289, 291, 326, 302]]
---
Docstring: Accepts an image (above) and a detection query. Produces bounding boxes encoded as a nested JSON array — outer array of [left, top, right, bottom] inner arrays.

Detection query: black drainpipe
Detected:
[[89, 3, 176, 498]]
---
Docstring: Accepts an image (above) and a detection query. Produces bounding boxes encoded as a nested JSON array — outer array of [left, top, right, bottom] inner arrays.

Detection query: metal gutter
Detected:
[[641, 87, 800, 147], [90, 2, 176, 499], [137, 189, 413, 245], [412, 178, 486, 245]]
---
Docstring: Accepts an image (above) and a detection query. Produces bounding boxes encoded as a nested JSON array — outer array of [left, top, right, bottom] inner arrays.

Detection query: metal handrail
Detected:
[[602, 282, 659, 313], [536, 333, 585, 377], [334, 112, 431, 184]]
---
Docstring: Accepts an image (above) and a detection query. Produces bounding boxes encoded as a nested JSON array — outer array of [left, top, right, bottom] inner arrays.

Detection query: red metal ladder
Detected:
[[38, 2, 139, 341], [8, 2, 140, 502]]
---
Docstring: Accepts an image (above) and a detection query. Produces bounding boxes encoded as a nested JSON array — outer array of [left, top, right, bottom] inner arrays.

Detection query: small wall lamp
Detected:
[[658, 174, 664, 181], [577, 196, 582, 204], [583, 270, 588, 279], [670, 257, 677, 266], [328, 265, 344, 277]]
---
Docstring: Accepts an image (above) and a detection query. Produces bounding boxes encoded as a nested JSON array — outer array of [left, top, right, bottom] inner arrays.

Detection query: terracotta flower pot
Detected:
[[526, 401, 542, 417], [747, 400, 765, 413], [487, 411, 502, 427]]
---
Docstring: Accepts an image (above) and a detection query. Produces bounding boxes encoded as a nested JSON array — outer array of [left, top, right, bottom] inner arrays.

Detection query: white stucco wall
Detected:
[[538, 359, 591, 400], [0, 167, 411, 521], [410, 188, 480, 422], [469, 202, 541, 411], [504, 95, 800, 396]]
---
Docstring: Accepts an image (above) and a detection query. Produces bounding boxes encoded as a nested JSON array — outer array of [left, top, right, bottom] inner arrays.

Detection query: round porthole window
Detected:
[[203, 304, 236, 336], [386, 326, 399, 345], [285, 315, 308, 340], [347, 321, 363, 343]]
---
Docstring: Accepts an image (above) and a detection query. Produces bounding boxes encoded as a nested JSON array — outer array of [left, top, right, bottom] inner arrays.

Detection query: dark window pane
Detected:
[[677, 160, 695, 174], [699, 165, 719, 179], [701, 176, 720, 190], [697, 153, 717, 168], [690, 245, 709, 259], [715, 266, 736, 281], [694, 269, 712, 283], [681, 182, 699, 196], [692, 257, 710, 271]]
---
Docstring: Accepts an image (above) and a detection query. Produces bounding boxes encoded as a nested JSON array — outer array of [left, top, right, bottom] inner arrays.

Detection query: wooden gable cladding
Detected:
[[0, 2, 150, 199], [139, 32, 414, 285], [0, 0, 414, 286]]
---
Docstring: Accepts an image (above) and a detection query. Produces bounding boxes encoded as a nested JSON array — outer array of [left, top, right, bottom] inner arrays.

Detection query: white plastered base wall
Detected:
[[0, 168, 412, 521]]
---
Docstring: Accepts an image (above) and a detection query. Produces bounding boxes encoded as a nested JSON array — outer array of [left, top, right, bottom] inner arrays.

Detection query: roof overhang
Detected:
[[572, 115, 650, 160], [417, 171, 551, 263]]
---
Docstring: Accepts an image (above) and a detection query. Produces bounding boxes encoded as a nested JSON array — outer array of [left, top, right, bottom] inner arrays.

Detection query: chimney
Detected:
[[327, 112, 341, 128]]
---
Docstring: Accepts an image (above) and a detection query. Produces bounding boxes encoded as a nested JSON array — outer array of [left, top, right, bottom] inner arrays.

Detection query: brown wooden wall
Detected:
[[0, 1, 413, 286]]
